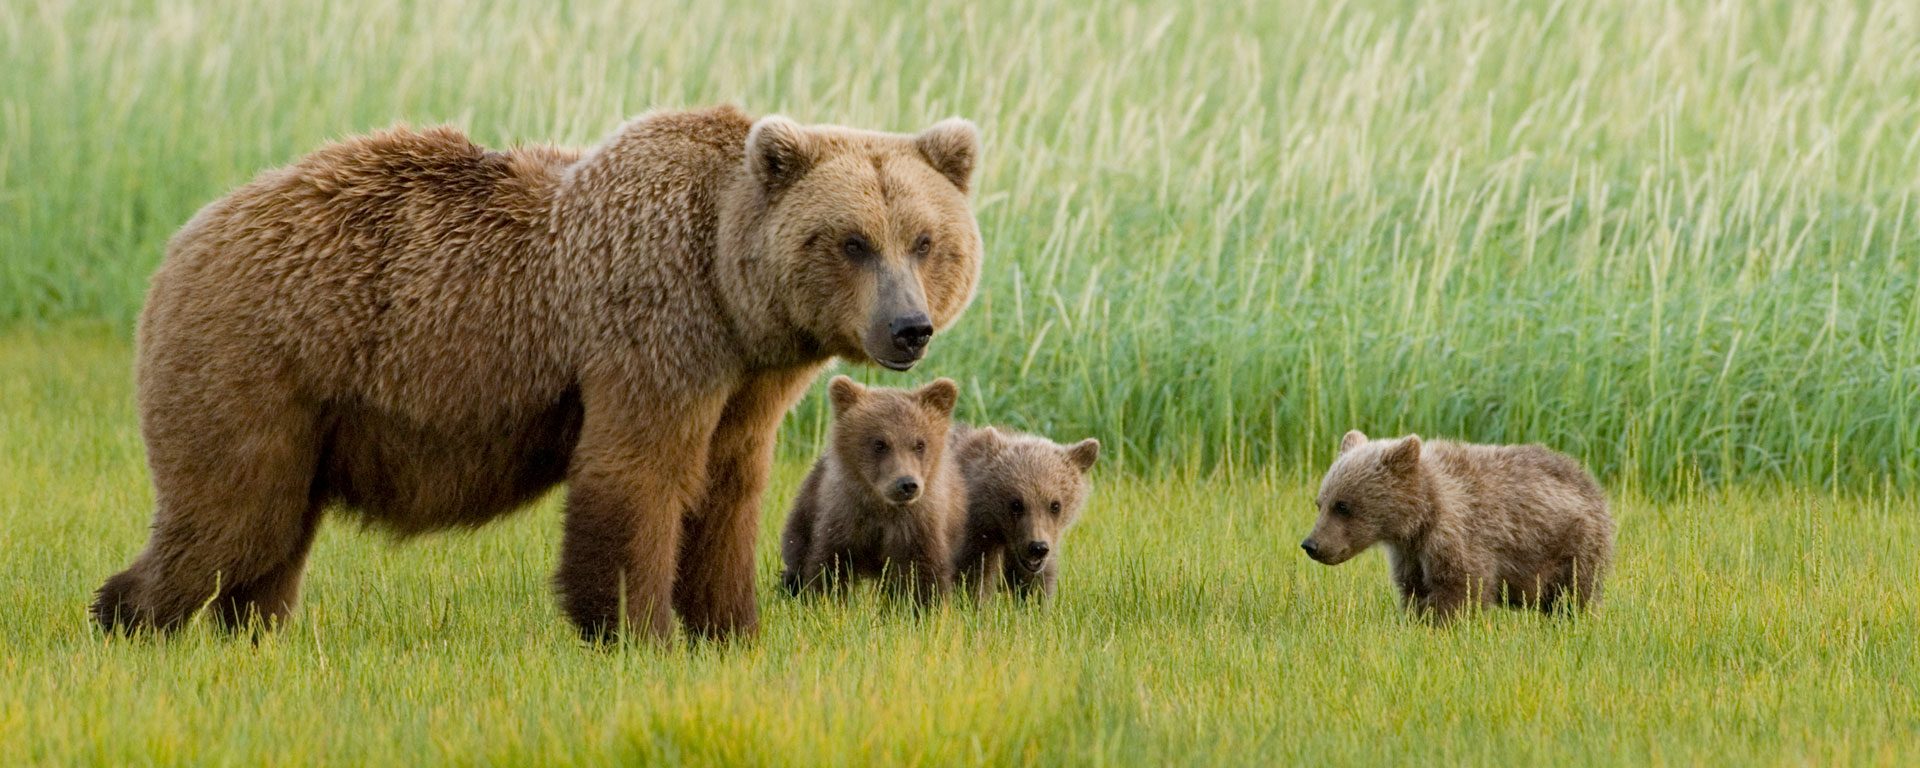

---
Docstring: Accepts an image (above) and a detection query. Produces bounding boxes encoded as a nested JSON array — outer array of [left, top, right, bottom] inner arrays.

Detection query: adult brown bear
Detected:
[[91, 106, 983, 642]]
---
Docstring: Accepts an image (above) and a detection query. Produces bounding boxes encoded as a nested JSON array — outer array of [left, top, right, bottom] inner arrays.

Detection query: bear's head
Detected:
[[722, 115, 982, 371], [1302, 430, 1430, 565], [827, 376, 959, 507], [956, 427, 1099, 577]]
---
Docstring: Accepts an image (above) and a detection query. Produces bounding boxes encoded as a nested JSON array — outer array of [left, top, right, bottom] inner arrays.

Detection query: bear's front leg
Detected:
[[1388, 547, 1427, 611], [674, 366, 821, 641], [951, 539, 1000, 600], [890, 530, 953, 606], [556, 383, 729, 643]]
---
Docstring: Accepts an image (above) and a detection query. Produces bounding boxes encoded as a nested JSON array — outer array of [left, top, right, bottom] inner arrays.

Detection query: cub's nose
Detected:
[[890, 314, 934, 355], [1300, 539, 1321, 559], [1025, 541, 1050, 559], [891, 476, 922, 502]]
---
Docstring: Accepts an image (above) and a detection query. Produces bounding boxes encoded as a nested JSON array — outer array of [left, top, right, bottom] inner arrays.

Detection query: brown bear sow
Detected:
[[1302, 431, 1614, 624], [779, 377, 964, 603], [91, 106, 984, 642], [949, 426, 1098, 600]]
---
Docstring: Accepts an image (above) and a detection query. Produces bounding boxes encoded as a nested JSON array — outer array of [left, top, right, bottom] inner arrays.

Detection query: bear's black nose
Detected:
[[893, 477, 921, 499], [1300, 539, 1320, 558], [890, 314, 934, 354], [1026, 541, 1049, 559]]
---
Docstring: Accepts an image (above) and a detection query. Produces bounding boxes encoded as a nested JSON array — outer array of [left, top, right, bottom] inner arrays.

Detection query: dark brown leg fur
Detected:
[[555, 387, 726, 644], [674, 368, 815, 641], [212, 502, 322, 630], [93, 387, 322, 634]]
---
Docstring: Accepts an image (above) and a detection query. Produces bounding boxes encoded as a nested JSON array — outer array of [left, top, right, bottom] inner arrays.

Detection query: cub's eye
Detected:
[[913, 439, 927, 454], [1332, 501, 1351, 517], [912, 233, 933, 256], [842, 235, 873, 259], [1009, 499, 1026, 518], [1049, 501, 1062, 516], [872, 439, 889, 454]]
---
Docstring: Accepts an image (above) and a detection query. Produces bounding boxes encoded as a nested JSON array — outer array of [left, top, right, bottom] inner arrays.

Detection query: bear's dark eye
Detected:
[[1332, 500, 1351, 517], [1009, 499, 1026, 518], [912, 439, 926, 454], [842, 234, 873, 260], [912, 233, 933, 257], [872, 439, 889, 454], [1049, 500, 1062, 516]]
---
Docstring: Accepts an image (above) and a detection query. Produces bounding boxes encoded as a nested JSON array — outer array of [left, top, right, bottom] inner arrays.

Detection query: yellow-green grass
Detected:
[[4, 0, 1919, 489], [3, 332, 1916, 765], [6, 0, 1920, 762]]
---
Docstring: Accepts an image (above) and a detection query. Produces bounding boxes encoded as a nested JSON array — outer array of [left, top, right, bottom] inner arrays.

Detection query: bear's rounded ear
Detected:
[[1339, 430, 1368, 454], [1383, 434, 1422, 474], [964, 425, 1005, 452], [828, 375, 864, 413], [746, 115, 816, 193], [915, 118, 978, 193], [1065, 438, 1101, 473], [916, 378, 960, 415]]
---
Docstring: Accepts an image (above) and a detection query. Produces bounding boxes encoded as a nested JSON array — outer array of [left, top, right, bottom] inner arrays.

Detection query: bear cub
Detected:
[[949, 425, 1099, 600], [781, 377, 965, 603], [1302, 430, 1614, 623]]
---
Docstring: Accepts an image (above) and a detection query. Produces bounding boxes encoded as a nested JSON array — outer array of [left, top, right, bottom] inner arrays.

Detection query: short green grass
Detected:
[[3, 333, 1917, 765], [6, 0, 1920, 764]]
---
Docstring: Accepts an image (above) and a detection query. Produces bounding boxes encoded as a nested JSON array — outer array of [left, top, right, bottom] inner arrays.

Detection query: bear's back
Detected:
[[1429, 441, 1608, 530], [142, 127, 585, 424]]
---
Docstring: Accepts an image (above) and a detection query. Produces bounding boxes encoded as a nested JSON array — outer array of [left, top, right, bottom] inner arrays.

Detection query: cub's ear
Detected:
[[828, 375, 865, 413], [1383, 434, 1422, 474], [915, 118, 978, 193], [916, 378, 960, 415], [1065, 438, 1101, 473], [746, 115, 817, 193], [963, 425, 1005, 452], [1339, 430, 1368, 454]]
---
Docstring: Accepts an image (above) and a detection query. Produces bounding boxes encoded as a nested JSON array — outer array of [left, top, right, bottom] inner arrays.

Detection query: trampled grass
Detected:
[[5, 0, 1920, 764], [2, 333, 1917, 765]]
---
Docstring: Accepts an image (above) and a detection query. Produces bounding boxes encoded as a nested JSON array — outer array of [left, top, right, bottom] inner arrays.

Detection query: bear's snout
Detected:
[[1019, 540, 1050, 572], [890, 314, 933, 354], [888, 475, 923, 504], [1301, 539, 1330, 563]]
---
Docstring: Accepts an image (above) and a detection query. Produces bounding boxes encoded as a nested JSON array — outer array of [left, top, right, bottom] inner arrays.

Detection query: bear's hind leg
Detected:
[[211, 501, 322, 631], [94, 391, 322, 634]]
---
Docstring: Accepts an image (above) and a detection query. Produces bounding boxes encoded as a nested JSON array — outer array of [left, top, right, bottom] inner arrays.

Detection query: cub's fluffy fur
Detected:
[[948, 425, 1098, 599], [780, 377, 965, 603], [1302, 431, 1614, 623]]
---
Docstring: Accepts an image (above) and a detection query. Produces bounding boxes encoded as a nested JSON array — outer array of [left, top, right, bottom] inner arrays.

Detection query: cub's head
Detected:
[[827, 376, 959, 507], [957, 427, 1099, 576], [1301, 430, 1429, 565], [726, 115, 982, 371]]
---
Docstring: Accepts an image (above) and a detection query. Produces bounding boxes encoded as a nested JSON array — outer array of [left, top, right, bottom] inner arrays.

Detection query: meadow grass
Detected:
[[4, 0, 1920, 764], [3, 0, 1918, 487], [2, 332, 1917, 766]]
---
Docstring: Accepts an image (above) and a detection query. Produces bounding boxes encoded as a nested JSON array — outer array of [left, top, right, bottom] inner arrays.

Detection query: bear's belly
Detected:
[[317, 385, 583, 534]]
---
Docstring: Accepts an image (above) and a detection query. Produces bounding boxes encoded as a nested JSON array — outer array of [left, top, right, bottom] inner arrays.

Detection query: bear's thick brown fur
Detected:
[[92, 106, 983, 642], [779, 377, 964, 604], [949, 426, 1098, 600], [1301, 431, 1615, 623]]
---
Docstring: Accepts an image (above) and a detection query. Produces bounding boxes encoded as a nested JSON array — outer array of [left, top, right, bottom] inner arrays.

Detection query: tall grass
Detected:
[[3, 0, 1917, 490]]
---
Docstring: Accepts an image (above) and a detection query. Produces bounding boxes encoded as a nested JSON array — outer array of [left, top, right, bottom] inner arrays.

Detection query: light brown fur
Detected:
[[948, 425, 1098, 600], [1302, 431, 1615, 624], [779, 377, 964, 604], [92, 106, 984, 642]]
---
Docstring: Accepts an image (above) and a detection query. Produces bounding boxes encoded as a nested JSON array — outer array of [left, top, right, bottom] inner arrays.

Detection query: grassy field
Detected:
[[4, 0, 1920, 764], [3, 333, 1917, 765]]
